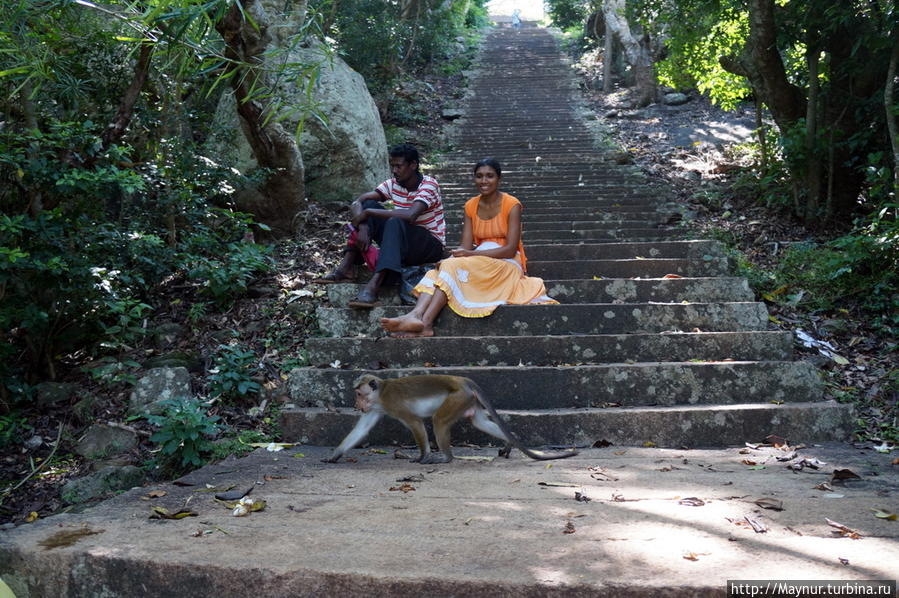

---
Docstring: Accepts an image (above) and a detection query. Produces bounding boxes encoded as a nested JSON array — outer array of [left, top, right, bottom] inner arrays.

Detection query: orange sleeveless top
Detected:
[[463, 193, 528, 273]]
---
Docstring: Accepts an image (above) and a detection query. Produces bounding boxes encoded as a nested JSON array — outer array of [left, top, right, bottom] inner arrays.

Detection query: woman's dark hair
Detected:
[[389, 143, 420, 171], [473, 157, 502, 177]]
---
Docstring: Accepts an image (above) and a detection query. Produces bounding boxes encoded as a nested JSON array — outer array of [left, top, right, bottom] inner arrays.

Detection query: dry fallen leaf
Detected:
[[389, 483, 416, 493], [149, 506, 198, 520], [813, 483, 833, 492], [826, 518, 863, 539], [563, 521, 576, 534], [871, 509, 897, 521], [574, 491, 591, 503], [147, 489, 167, 498], [832, 469, 862, 482], [678, 497, 706, 507], [683, 552, 709, 561], [752, 498, 784, 511], [25, 511, 39, 523]]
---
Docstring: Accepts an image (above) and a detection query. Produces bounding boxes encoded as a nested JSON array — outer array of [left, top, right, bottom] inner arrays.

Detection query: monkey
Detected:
[[322, 374, 579, 464]]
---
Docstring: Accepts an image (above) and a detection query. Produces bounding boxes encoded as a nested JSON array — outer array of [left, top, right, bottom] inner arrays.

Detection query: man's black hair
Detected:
[[389, 143, 421, 172]]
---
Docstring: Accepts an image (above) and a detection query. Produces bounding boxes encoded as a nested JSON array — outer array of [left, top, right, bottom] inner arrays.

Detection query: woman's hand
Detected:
[[450, 247, 475, 257]]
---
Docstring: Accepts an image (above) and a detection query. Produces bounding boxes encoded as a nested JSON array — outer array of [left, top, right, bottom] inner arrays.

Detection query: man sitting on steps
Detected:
[[316, 143, 447, 308]]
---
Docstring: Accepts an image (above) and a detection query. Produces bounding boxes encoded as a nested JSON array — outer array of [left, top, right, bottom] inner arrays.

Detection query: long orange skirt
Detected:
[[413, 255, 557, 318]]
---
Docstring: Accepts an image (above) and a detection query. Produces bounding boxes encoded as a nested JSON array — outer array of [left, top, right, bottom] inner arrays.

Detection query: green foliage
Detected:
[[0, 122, 267, 396], [185, 241, 273, 306], [208, 343, 261, 401], [653, 8, 751, 109], [545, 0, 588, 31], [760, 213, 898, 333], [314, 0, 486, 97], [0, 411, 32, 448], [209, 429, 272, 461], [145, 397, 220, 470]]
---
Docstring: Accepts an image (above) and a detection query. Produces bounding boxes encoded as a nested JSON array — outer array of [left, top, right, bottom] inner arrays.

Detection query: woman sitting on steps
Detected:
[[380, 158, 557, 338]]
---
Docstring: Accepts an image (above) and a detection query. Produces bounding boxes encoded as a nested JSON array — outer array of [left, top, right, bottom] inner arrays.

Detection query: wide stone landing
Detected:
[[2, 444, 897, 597]]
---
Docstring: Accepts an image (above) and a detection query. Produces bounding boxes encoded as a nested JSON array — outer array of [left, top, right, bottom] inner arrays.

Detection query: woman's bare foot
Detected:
[[389, 327, 435, 338], [379, 313, 424, 333]]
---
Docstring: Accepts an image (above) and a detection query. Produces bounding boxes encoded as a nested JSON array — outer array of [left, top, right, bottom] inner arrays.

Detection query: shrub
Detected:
[[208, 343, 261, 401], [145, 397, 220, 470]]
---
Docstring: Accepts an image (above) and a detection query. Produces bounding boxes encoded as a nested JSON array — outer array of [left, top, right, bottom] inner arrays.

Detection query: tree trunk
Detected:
[[886, 34, 899, 201], [216, 0, 306, 237], [603, 17, 614, 93], [804, 35, 822, 220], [100, 41, 154, 152], [601, 0, 655, 106]]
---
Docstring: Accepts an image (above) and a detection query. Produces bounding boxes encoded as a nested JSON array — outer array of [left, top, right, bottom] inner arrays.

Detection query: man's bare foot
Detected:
[[389, 327, 435, 338], [379, 314, 424, 333]]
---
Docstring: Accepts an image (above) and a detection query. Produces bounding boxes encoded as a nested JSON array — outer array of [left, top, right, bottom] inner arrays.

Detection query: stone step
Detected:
[[515, 229, 686, 242], [280, 401, 852, 449], [528, 257, 728, 278], [526, 240, 725, 260], [322, 277, 754, 307], [446, 219, 670, 232], [445, 207, 667, 218], [286, 361, 823, 411], [305, 331, 795, 368], [315, 302, 769, 338]]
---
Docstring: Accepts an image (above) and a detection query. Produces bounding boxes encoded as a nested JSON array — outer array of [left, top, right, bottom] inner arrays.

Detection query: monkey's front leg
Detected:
[[323, 412, 382, 463]]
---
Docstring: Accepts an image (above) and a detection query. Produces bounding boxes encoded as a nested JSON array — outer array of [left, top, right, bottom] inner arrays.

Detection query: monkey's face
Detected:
[[354, 379, 377, 412]]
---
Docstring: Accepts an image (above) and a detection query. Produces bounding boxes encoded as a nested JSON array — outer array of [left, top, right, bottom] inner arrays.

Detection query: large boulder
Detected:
[[206, 43, 387, 203]]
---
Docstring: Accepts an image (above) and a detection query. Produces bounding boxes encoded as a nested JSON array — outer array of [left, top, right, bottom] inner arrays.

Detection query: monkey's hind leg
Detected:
[[470, 408, 514, 457]]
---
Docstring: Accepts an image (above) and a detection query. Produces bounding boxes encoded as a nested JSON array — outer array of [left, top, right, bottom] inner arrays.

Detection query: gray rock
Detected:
[[143, 352, 203, 372], [151, 322, 185, 349], [75, 423, 139, 459], [72, 395, 98, 425], [441, 109, 465, 120], [60, 465, 145, 505], [128, 367, 191, 416], [35, 382, 77, 408], [23, 435, 43, 451], [206, 42, 387, 204], [663, 92, 690, 106]]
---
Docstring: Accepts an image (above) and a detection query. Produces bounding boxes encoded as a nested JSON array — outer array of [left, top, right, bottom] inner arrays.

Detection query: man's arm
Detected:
[[351, 199, 427, 228]]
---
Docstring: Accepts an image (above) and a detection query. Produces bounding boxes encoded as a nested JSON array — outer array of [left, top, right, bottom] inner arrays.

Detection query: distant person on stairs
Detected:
[[314, 143, 447, 308], [380, 158, 556, 337]]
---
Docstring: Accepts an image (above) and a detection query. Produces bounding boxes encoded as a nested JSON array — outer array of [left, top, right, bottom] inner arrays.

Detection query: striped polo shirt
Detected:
[[376, 175, 446, 245]]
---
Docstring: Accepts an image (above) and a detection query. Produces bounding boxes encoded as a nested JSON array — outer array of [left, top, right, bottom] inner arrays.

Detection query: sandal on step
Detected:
[[347, 290, 380, 308], [312, 270, 355, 284]]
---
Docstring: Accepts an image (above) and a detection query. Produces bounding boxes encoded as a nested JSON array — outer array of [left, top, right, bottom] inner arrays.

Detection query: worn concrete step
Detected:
[[322, 277, 754, 307], [517, 229, 686, 242], [445, 206, 674, 219], [280, 401, 851, 449], [446, 220, 670, 233], [286, 361, 822, 411], [525, 240, 725, 260], [527, 257, 729, 278], [315, 302, 769, 338], [305, 331, 794, 368], [444, 207, 667, 219]]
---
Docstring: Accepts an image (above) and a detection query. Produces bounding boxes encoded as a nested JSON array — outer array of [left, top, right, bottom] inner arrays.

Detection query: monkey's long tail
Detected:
[[467, 381, 579, 461]]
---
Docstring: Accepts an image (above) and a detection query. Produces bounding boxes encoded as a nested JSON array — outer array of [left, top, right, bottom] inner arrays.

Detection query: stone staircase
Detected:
[[280, 26, 852, 449]]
